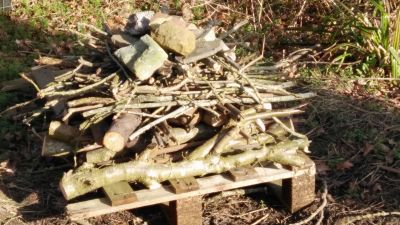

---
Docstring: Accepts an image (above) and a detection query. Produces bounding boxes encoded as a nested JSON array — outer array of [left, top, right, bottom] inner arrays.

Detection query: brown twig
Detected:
[[250, 213, 271, 225], [20, 73, 40, 92], [128, 106, 195, 141], [39, 72, 118, 98], [334, 211, 400, 225]]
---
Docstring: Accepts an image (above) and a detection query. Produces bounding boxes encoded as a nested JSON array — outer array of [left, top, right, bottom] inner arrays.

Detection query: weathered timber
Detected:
[[169, 177, 199, 194], [166, 196, 202, 225], [66, 163, 316, 220], [0, 78, 31, 92], [102, 181, 137, 206], [227, 166, 258, 181], [42, 134, 74, 157], [31, 66, 72, 115], [282, 152, 315, 212], [60, 138, 309, 200]]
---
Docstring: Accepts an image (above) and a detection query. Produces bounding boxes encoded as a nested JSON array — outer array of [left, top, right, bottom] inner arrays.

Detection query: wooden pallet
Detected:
[[67, 155, 316, 225]]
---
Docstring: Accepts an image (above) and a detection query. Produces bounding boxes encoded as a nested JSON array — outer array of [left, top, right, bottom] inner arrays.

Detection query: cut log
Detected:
[[48, 121, 80, 142], [103, 111, 142, 152]]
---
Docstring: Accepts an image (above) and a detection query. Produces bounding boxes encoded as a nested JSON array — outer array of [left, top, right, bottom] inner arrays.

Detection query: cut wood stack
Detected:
[[4, 9, 316, 200]]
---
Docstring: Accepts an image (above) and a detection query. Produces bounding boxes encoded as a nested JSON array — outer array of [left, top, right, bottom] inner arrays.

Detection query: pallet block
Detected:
[[66, 157, 316, 225], [164, 177, 202, 225], [282, 154, 315, 212], [103, 181, 137, 206]]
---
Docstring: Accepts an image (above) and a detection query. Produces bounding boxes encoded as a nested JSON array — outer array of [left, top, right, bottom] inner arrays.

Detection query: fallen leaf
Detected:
[[372, 183, 382, 193], [0, 159, 15, 175], [336, 160, 354, 171], [385, 151, 395, 164], [315, 160, 330, 175], [362, 143, 374, 156]]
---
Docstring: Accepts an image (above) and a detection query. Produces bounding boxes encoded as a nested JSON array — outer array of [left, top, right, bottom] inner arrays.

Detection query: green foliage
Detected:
[[390, 10, 400, 78], [330, 0, 400, 78], [0, 58, 29, 81], [0, 92, 18, 109], [192, 5, 205, 21]]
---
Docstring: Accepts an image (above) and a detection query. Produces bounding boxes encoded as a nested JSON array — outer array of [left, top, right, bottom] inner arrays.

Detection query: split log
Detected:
[[103, 111, 142, 152], [31, 66, 72, 115], [60, 138, 310, 200], [0, 78, 31, 92], [42, 135, 74, 157]]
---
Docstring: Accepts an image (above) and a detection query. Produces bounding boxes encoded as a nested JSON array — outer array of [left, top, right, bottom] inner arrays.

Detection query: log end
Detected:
[[103, 131, 126, 152]]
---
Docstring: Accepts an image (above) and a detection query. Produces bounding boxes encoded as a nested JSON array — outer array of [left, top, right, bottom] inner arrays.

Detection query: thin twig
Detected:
[[240, 55, 264, 73], [78, 22, 108, 36], [39, 72, 118, 98], [250, 213, 270, 225], [272, 117, 308, 139], [378, 165, 400, 174], [128, 106, 194, 141], [334, 211, 400, 225], [219, 19, 249, 39], [63, 104, 104, 122], [0, 97, 38, 116], [105, 42, 131, 80], [20, 73, 40, 92]]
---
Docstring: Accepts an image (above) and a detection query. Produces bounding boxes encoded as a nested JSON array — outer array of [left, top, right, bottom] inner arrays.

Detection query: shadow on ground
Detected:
[[0, 11, 79, 224]]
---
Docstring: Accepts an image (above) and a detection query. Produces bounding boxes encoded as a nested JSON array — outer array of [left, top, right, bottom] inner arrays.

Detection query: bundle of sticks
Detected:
[[11, 10, 316, 200]]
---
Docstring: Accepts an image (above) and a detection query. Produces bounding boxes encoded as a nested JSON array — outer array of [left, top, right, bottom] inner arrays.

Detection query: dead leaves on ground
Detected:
[[315, 159, 354, 175], [336, 160, 354, 171], [0, 159, 15, 175]]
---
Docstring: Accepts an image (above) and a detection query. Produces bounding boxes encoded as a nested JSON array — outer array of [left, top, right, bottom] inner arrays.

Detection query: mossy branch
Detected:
[[60, 138, 309, 200]]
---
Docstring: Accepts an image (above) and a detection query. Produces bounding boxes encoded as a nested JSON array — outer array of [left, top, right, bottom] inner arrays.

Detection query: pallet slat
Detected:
[[67, 164, 315, 220]]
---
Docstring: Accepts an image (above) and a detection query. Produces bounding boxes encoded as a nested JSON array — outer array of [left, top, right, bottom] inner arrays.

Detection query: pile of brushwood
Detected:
[[5, 11, 316, 200]]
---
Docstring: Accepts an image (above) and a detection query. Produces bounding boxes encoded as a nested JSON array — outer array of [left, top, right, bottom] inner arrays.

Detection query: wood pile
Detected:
[[3, 10, 316, 200]]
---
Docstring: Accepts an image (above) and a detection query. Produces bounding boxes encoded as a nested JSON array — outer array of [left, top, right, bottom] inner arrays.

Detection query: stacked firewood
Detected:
[[11, 11, 316, 200]]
